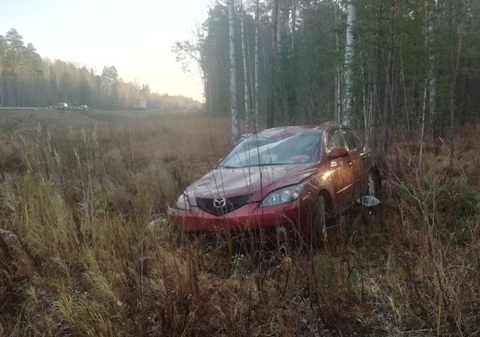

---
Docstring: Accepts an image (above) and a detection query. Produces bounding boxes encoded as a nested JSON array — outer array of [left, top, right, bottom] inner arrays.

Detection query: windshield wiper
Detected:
[[243, 162, 291, 167], [220, 162, 296, 169]]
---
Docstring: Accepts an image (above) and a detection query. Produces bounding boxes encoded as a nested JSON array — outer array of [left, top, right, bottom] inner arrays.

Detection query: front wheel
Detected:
[[308, 195, 328, 248]]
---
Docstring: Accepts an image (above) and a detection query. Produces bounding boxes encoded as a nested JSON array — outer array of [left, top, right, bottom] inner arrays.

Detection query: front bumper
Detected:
[[168, 199, 311, 233]]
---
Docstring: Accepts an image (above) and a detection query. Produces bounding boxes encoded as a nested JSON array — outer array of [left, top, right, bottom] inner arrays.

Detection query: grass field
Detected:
[[0, 109, 479, 336]]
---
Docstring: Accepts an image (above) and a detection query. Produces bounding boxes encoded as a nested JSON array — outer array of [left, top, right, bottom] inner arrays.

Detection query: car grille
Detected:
[[196, 194, 251, 216]]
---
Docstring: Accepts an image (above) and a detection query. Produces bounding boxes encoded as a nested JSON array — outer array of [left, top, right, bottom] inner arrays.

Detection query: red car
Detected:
[[168, 122, 380, 242]]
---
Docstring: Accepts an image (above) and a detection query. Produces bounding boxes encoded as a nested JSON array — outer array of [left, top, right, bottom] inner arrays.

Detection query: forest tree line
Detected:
[[0, 28, 201, 112], [175, 0, 480, 157]]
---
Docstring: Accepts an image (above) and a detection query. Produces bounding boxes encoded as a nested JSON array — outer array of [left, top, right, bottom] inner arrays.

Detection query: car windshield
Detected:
[[219, 130, 323, 168]]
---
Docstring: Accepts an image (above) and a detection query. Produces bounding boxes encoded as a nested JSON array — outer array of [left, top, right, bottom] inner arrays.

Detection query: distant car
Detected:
[[79, 105, 88, 111], [168, 122, 381, 244], [56, 102, 68, 110]]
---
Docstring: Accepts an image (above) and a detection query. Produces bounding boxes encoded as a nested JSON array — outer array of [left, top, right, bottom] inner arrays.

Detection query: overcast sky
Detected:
[[0, 0, 214, 101]]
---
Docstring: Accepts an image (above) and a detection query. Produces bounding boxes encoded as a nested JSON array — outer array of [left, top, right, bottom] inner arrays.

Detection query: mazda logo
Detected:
[[213, 197, 227, 209]]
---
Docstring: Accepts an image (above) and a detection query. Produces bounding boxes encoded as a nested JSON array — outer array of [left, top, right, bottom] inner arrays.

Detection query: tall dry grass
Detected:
[[0, 111, 479, 336]]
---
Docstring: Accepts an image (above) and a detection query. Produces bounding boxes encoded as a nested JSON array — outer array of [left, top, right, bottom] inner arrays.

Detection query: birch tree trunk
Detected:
[[334, 4, 342, 122], [419, 0, 430, 166], [381, 0, 396, 156], [291, 0, 296, 52], [240, 4, 251, 132], [343, 0, 356, 126], [254, 0, 260, 132], [267, 0, 279, 128], [229, 0, 240, 143]]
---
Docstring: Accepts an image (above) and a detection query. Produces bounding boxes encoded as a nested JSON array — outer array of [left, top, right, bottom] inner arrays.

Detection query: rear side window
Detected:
[[342, 129, 361, 151], [327, 129, 347, 151]]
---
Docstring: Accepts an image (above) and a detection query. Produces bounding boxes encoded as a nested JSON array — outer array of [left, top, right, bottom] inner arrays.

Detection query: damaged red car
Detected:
[[168, 122, 380, 242]]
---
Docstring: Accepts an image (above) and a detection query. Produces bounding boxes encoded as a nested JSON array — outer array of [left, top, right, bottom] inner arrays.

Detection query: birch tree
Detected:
[[343, 0, 356, 126], [419, 0, 438, 165], [267, 0, 279, 128], [229, 0, 240, 143], [254, 0, 260, 132], [240, 2, 252, 132], [334, 3, 342, 122], [290, 0, 296, 52]]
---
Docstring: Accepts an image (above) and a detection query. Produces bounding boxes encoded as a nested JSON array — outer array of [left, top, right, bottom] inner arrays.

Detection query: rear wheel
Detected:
[[367, 167, 381, 197]]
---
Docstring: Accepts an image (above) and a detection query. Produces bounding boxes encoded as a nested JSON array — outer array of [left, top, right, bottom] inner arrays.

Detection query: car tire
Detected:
[[309, 195, 327, 248], [367, 166, 382, 197]]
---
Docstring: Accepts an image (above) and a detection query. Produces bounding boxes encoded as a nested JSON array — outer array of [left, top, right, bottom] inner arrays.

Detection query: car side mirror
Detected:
[[328, 147, 349, 160]]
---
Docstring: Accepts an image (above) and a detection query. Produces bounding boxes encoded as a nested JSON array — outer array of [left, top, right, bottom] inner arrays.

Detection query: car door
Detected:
[[342, 128, 364, 200], [325, 128, 355, 209], [346, 129, 374, 195]]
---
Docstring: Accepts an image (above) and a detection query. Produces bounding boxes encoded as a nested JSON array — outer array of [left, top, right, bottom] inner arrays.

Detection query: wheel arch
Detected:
[[318, 188, 333, 213]]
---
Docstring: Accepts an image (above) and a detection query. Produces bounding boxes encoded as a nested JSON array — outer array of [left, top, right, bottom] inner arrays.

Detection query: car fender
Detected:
[[304, 172, 337, 214]]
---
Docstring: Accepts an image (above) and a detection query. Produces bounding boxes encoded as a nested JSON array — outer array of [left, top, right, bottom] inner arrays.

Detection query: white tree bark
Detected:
[[229, 0, 240, 143], [267, 0, 279, 128], [343, 0, 356, 126], [254, 0, 260, 132], [291, 0, 296, 52], [420, 0, 438, 165], [334, 4, 341, 122], [240, 4, 251, 132]]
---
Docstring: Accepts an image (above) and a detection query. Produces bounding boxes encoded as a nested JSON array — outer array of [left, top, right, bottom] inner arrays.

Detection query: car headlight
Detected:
[[176, 193, 190, 210], [261, 184, 304, 207]]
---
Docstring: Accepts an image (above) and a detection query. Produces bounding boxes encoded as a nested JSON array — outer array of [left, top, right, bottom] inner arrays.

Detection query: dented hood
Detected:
[[186, 164, 317, 204]]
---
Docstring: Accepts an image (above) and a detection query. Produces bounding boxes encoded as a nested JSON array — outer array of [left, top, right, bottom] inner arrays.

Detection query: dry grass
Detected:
[[0, 109, 479, 336]]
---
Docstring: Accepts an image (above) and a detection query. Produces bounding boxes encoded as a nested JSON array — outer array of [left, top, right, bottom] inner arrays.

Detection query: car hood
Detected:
[[186, 164, 317, 204]]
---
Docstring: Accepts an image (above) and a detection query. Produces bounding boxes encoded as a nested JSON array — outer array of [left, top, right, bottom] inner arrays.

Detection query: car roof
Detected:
[[255, 121, 345, 139]]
